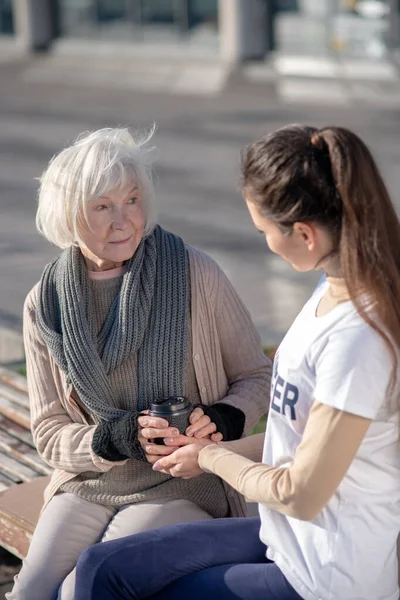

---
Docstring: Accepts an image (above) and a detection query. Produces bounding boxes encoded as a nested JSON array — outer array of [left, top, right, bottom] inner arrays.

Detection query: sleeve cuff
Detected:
[[90, 431, 128, 471], [92, 423, 129, 462], [196, 402, 246, 441], [198, 443, 233, 473], [198, 443, 256, 493], [91, 414, 146, 463]]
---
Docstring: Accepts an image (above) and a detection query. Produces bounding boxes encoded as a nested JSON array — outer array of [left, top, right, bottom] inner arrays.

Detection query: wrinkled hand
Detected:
[[138, 412, 180, 464], [152, 437, 214, 479], [186, 407, 223, 442], [138, 406, 222, 465]]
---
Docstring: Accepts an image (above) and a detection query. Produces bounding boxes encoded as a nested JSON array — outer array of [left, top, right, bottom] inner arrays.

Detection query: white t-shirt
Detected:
[[259, 280, 400, 600]]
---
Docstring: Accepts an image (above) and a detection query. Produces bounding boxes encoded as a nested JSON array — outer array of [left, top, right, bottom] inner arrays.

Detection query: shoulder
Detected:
[[24, 282, 41, 322], [316, 319, 393, 378], [328, 310, 387, 347], [313, 321, 394, 418], [186, 244, 222, 275], [186, 244, 226, 296]]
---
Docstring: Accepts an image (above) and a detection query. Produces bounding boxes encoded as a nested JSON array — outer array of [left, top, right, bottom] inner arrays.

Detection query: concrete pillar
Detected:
[[12, 0, 54, 52], [11, 0, 30, 50], [218, 0, 271, 63], [388, 0, 400, 51]]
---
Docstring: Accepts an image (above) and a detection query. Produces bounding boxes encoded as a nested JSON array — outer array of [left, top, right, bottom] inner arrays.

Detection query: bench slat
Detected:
[[0, 473, 13, 493], [0, 429, 52, 475], [0, 367, 28, 395], [0, 380, 30, 410], [0, 369, 50, 559], [0, 477, 50, 559], [0, 390, 31, 430], [0, 414, 35, 448], [0, 450, 42, 483]]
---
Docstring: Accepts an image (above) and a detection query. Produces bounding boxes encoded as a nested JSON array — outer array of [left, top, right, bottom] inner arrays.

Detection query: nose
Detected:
[[112, 207, 129, 231]]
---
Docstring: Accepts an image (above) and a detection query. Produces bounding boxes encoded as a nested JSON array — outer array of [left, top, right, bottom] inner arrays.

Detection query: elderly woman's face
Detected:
[[79, 180, 145, 271]]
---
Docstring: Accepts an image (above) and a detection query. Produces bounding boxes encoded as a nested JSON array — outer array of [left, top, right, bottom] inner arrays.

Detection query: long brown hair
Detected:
[[242, 125, 400, 405]]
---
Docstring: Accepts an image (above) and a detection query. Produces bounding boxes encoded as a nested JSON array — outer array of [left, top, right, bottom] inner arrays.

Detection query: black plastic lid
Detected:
[[149, 396, 191, 415]]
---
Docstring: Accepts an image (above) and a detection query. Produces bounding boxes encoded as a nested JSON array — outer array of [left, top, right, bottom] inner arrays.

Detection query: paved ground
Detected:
[[0, 53, 400, 347]]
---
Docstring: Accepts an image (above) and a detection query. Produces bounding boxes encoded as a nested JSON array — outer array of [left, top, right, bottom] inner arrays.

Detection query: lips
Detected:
[[108, 237, 132, 245]]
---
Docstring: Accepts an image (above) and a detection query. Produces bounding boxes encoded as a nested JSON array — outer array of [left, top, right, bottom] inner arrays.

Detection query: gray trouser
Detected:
[[6, 493, 212, 600]]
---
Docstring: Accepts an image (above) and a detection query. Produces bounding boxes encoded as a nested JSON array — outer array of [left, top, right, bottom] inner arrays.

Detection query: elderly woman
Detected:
[[7, 128, 270, 600]]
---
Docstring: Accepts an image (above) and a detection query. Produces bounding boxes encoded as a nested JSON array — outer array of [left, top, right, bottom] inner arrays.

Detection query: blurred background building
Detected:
[[1, 1, 399, 62]]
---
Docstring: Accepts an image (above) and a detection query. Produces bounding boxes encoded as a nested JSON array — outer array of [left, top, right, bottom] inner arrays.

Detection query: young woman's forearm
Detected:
[[199, 401, 371, 520], [215, 433, 265, 461]]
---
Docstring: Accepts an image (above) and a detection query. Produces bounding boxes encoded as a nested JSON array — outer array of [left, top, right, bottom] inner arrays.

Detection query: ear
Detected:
[[292, 222, 318, 251]]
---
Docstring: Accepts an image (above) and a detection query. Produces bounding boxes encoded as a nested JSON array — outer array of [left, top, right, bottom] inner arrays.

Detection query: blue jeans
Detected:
[[74, 517, 303, 600]]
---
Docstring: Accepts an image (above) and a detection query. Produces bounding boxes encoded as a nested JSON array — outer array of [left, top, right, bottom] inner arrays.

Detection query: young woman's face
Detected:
[[246, 199, 333, 272], [79, 180, 145, 271]]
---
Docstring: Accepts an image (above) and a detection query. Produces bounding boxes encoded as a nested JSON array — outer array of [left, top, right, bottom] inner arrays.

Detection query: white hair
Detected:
[[36, 126, 157, 248]]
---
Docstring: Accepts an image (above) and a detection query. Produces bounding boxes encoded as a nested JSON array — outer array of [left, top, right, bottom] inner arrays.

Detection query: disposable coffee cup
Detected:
[[148, 396, 192, 445]]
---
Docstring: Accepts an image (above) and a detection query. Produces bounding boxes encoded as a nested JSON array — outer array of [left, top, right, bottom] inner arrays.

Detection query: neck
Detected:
[[80, 248, 123, 272], [321, 256, 341, 278], [320, 258, 351, 302], [85, 258, 123, 272], [326, 275, 350, 300]]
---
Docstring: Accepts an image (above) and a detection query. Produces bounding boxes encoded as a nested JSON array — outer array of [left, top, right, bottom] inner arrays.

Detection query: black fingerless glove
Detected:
[[194, 402, 246, 441], [92, 411, 145, 462]]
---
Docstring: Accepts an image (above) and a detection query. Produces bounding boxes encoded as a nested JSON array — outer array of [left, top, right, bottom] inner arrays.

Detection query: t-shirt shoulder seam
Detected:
[[315, 397, 379, 420]]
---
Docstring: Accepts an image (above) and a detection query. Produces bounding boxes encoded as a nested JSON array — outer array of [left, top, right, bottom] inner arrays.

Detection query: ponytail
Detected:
[[317, 127, 400, 402], [242, 125, 400, 405]]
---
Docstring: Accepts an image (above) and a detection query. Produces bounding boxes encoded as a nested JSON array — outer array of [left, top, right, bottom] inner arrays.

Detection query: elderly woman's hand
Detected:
[[138, 413, 181, 464], [186, 407, 223, 443], [138, 407, 223, 465], [152, 437, 214, 479]]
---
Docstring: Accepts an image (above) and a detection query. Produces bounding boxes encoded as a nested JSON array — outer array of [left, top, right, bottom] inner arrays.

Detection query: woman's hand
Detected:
[[138, 406, 222, 465], [186, 407, 223, 442], [152, 437, 214, 479], [138, 413, 181, 464]]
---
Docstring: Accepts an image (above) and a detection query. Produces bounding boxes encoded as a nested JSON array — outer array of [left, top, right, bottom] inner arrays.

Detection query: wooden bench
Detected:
[[0, 367, 51, 559]]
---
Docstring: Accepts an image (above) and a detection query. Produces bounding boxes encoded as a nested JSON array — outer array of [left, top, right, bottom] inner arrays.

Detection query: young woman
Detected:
[[72, 125, 400, 600]]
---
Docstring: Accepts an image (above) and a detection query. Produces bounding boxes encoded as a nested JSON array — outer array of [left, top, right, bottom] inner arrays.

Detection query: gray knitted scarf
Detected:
[[36, 225, 190, 421]]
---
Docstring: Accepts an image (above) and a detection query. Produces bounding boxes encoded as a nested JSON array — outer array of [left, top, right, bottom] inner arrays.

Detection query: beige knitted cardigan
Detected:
[[23, 245, 272, 516]]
